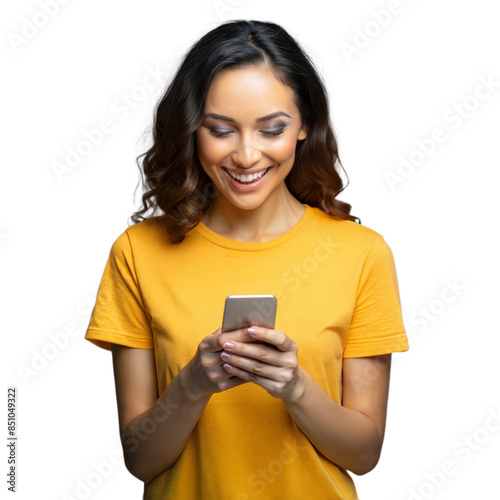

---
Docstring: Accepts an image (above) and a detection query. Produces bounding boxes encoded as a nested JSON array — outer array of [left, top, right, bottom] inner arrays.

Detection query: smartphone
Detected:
[[221, 295, 277, 333]]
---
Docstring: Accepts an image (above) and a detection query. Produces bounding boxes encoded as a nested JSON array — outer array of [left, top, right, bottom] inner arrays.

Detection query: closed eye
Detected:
[[208, 129, 231, 137], [261, 128, 285, 136], [208, 128, 285, 137]]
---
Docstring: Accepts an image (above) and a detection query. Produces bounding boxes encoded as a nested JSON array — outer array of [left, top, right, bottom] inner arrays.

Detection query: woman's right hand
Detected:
[[182, 327, 249, 401]]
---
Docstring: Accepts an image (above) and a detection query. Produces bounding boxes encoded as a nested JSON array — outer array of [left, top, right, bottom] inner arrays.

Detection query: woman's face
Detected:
[[195, 65, 307, 212]]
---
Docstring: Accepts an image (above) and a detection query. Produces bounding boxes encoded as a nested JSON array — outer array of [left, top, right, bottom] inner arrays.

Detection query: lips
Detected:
[[225, 167, 269, 184]]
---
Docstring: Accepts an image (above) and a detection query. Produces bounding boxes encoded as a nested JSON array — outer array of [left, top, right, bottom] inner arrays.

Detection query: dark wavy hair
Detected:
[[131, 19, 359, 243]]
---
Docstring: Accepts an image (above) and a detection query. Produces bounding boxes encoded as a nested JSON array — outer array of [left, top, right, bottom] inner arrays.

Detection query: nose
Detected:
[[231, 133, 262, 168]]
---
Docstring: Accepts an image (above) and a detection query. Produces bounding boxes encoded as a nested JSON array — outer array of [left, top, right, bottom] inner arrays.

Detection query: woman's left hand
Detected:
[[216, 326, 304, 401]]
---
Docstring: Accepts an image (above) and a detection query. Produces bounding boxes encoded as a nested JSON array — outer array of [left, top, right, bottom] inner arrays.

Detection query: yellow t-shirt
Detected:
[[85, 204, 409, 499]]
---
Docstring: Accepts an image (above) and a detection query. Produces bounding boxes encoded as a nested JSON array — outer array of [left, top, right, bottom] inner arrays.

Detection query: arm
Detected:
[[111, 328, 248, 484], [111, 345, 209, 484], [219, 327, 392, 475], [284, 355, 391, 475]]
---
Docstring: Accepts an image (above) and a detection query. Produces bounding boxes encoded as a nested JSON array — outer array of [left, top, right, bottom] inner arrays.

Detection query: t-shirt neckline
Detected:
[[193, 204, 315, 251]]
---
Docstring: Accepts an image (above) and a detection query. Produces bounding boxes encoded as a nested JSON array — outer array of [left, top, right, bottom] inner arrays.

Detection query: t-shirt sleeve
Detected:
[[84, 230, 154, 351], [344, 235, 409, 357]]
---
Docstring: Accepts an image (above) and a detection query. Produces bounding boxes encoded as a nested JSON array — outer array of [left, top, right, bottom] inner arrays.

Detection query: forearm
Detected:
[[283, 367, 383, 475], [121, 363, 210, 483]]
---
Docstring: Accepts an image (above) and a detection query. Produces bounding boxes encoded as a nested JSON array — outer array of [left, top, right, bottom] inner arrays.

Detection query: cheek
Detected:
[[197, 135, 229, 166], [268, 135, 300, 162]]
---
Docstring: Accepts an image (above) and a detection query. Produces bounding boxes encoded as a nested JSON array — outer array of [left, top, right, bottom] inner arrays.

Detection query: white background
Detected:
[[2, 0, 499, 499]]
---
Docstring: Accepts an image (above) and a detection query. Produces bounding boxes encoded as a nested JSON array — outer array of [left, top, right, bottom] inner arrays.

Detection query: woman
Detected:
[[85, 19, 409, 499]]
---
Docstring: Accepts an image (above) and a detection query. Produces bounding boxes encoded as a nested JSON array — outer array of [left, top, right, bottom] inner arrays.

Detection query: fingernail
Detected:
[[220, 352, 231, 361], [247, 327, 258, 337], [223, 342, 234, 351], [223, 363, 232, 371]]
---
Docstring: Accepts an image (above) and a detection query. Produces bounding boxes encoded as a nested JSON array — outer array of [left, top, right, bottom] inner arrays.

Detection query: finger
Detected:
[[220, 341, 282, 368], [205, 355, 249, 389], [220, 350, 276, 377], [223, 326, 297, 353], [222, 361, 262, 382], [221, 363, 281, 394], [201, 328, 227, 353], [221, 361, 298, 399], [216, 327, 259, 348], [217, 373, 249, 391]]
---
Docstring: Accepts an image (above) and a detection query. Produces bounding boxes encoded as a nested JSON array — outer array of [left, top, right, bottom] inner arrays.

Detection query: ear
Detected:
[[297, 123, 308, 141]]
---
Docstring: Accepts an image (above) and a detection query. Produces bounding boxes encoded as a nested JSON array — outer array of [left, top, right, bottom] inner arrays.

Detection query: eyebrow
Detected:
[[203, 111, 292, 123]]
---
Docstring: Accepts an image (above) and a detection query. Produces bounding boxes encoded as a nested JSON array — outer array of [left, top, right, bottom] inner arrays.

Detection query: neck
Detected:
[[201, 186, 306, 243]]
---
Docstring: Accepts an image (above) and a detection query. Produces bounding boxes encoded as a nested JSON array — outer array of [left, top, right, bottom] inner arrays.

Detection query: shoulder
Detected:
[[107, 216, 171, 259], [124, 216, 171, 246], [308, 205, 386, 249], [305, 206, 399, 270]]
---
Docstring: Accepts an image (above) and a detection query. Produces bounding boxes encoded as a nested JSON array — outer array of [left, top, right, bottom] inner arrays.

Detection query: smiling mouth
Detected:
[[224, 167, 270, 184]]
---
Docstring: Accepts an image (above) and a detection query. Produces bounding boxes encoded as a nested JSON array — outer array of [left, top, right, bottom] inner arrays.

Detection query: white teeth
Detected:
[[227, 168, 268, 183]]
